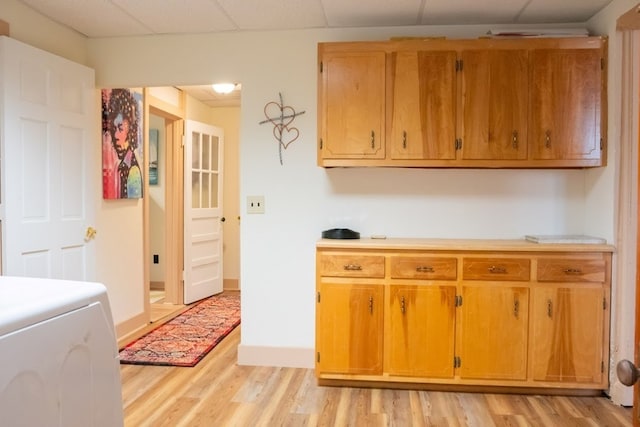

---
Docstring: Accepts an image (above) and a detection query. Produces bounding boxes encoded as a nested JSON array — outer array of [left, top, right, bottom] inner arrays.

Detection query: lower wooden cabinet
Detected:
[[316, 239, 613, 394], [458, 285, 529, 381], [316, 282, 384, 375], [386, 285, 456, 378]]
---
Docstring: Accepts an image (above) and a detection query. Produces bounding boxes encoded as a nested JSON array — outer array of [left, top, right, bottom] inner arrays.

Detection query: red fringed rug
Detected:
[[119, 293, 240, 367]]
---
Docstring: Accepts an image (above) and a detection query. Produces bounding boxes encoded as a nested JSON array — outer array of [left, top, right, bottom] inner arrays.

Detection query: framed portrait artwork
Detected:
[[101, 88, 144, 199], [149, 129, 159, 185]]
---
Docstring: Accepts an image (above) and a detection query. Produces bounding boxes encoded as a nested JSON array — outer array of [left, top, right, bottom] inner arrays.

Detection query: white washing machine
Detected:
[[0, 277, 124, 426]]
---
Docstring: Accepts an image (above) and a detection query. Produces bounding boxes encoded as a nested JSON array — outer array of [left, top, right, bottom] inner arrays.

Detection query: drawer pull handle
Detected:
[[416, 266, 434, 273], [343, 264, 362, 271], [369, 296, 374, 314], [563, 268, 583, 275], [401, 296, 406, 314], [547, 299, 553, 318], [488, 266, 507, 274]]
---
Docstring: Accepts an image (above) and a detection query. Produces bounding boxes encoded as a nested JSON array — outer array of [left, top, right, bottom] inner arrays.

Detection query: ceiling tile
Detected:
[[177, 85, 241, 108], [322, 0, 424, 27], [517, 0, 614, 23], [112, 0, 237, 34], [420, 0, 529, 25], [217, 0, 327, 30], [20, 0, 153, 37], [17, 0, 614, 39]]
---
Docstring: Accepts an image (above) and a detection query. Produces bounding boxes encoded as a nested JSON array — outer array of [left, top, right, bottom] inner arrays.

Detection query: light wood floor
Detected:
[[120, 326, 633, 427]]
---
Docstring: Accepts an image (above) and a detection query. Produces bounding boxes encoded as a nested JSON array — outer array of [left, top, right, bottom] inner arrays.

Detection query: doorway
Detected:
[[143, 85, 242, 324], [144, 87, 187, 323]]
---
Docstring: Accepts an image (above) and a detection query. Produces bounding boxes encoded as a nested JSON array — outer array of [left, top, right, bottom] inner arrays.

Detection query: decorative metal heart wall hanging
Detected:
[[259, 93, 305, 165]]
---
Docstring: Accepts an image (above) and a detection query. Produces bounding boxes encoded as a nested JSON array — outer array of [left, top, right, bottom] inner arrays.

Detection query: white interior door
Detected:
[[184, 120, 224, 304], [0, 36, 96, 280]]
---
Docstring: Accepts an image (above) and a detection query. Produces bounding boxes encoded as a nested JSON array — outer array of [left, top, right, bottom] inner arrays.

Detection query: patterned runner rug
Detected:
[[119, 293, 240, 367]]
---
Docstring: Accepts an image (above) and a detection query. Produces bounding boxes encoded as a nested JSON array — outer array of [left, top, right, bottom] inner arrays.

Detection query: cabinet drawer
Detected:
[[318, 254, 385, 278], [537, 258, 606, 283], [463, 258, 530, 281], [390, 256, 457, 280]]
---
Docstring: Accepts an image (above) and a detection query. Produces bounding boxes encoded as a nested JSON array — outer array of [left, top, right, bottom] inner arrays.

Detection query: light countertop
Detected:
[[317, 237, 615, 253]]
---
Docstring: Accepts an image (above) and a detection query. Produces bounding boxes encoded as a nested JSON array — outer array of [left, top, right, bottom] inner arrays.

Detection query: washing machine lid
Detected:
[[0, 277, 110, 336]]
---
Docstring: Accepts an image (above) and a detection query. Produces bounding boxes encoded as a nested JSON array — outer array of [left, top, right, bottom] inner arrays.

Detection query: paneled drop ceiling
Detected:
[[18, 0, 614, 38], [16, 0, 614, 107]]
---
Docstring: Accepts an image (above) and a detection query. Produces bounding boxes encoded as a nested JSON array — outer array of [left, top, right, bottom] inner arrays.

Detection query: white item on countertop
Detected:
[[524, 234, 607, 244]]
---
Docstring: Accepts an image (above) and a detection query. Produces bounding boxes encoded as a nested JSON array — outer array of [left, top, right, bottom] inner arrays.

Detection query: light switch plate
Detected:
[[247, 196, 265, 214]]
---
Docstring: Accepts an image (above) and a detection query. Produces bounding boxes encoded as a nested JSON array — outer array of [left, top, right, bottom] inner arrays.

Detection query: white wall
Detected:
[[210, 107, 241, 286], [587, 0, 639, 406], [2, 0, 631, 373], [85, 23, 617, 368], [2, 0, 87, 64]]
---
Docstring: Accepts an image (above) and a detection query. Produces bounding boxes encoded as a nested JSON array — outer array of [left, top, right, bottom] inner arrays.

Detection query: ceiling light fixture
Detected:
[[212, 83, 236, 94]]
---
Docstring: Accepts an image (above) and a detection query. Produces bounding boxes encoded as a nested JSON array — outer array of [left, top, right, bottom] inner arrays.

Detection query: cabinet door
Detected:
[[319, 52, 385, 159], [387, 285, 456, 378], [530, 286, 605, 384], [529, 49, 603, 162], [461, 49, 528, 160], [389, 51, 457, 160], [316, 283, 384, 375], [459, 285, 529, 380]]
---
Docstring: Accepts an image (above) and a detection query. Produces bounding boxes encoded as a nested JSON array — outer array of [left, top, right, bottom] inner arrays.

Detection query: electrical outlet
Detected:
[[247, 196, 265, 214]]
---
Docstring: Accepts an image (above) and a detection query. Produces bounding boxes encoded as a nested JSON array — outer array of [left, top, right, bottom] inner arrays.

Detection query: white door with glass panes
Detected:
[[184, 120, 224, 304], [0, 36, 96, 280]]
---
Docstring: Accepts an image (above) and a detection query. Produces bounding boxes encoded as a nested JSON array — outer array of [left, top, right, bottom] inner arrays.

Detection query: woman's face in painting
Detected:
[[112, 112, 130, 157]]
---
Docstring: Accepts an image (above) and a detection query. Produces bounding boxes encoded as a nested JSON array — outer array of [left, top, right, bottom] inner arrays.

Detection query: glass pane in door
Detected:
[[192, 171, 200, 208], [211, 136, 219, 171], [192, 132, 201, 169], [202, 172, 210, 208], [211, 173, 219, 208], [202, 134, 210, 170]]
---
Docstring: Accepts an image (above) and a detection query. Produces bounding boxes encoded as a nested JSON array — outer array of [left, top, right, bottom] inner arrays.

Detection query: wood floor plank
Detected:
[[120, 325, 633, 426]]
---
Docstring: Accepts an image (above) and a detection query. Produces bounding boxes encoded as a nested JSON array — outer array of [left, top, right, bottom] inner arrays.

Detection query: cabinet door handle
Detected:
[[416, 266, 434, 273], [488, 266, 507, 274], [371, 130, 375, 149], [547, 299, 553, 318], [545, 130, 551, 148], [343, 264, 362, 271], [514, 298, 520, 318], [401, 296, 406, 314], [512, 130, 518, 149], [563, 268, 583, 275], [369, 296, 374, 314], [402, 131, 407, 149]]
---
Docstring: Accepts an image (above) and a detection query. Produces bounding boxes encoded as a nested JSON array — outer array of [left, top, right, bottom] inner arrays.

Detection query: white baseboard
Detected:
[[608, 380, 634, 407], [237, 345, 314, 369]]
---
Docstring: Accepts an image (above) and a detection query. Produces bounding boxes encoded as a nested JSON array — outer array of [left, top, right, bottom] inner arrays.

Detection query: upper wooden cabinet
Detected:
[[460, 49, 529, 161], [317, 37, 607, 168], [389, 50, 457, 160], [529, 49, 604, 165], [318, 49, 386, 160]]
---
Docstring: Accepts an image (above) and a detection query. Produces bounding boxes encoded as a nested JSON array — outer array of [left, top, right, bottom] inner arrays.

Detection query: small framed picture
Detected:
[[149, 129, 159, 186]]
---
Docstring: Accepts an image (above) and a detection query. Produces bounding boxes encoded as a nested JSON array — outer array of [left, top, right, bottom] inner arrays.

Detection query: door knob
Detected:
[[616, 359, 640, 386], [85, 226, 97, 242], [221, 217, 226, 222]]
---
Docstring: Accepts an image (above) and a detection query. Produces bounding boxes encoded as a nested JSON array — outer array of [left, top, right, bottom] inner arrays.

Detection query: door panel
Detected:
[[0, 36, 95, 280], [184, 120, 224, 304], [461, 49, 528, 160]]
